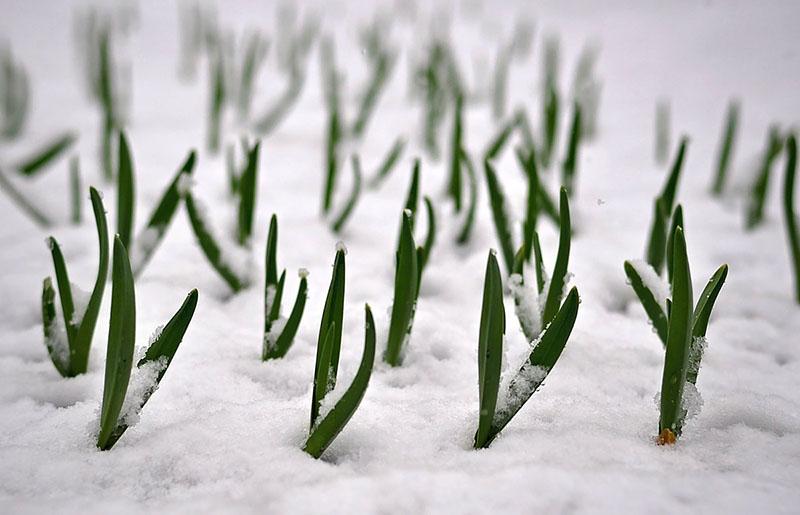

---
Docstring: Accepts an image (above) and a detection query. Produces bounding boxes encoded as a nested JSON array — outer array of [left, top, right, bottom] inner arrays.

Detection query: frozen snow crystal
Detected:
[[119, 356, 169, 427], [69, 282, 91, 327], [508, 272, 542, 340], [682, 382, 703, 421], [628, 259, 670, 307]]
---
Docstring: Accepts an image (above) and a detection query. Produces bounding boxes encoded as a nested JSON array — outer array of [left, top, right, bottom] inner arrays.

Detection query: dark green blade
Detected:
[[623, 260, 668, 346], [311, 247, 345, 427], [41, 277, 69, 377], [542, 188, 571, 327], [645, 197, 669, 274], [660, 136, 688, 212], [47, 237, 77, 348], [116, 131, 135, 251], [746, 126, 783, 230], [184, 191, 246, 292], [687, 264, 728, 385], [474, 251, 505, 449], [711, 100, 739, 196], [665, 204, 684, 285], [532, 231, 545, 295], [0, 165, 53, 227], [265, 214, 279, 288], [658, 227, 694, 442], [73, 187, 110, 375], [488, 287, 579, 445], [15, 132, 76, 177], [268, 271, 287, 324], [304, 304, 376, 459], [384, 210, 419, 366], [331, 154, 363, 233], [368, 137, 405, 189], [237, 142, 260, 245], [70, 156, 82, 225], [483, 115, 516, 162], [97, 237, 137, 451], [321, 106, 341, 215], [484, 159, 515, 275], [417, 196, 436, 287], [561, 103, 582, 197], [456, 149, 478, 245], [132, 150, 197, 277], [264, 274, 308, 360], [783, 134, 799, 303], [447, 93, 464, 211], [404, 159, 421, 226]]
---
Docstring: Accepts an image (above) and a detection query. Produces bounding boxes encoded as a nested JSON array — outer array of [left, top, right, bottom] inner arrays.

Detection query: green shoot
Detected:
[[570, 44, 601, 140], [384, 210, 419, 366], [351, 34, 396, 138], [475, 250, 580, 449], [321, 102, 341, 215], [447, 94, 464, 212], [456, 149, 478, 245], [417, 196, 437, 286], [623, 260, 669, 344], [0, 165, 53, 227], [131, 150, 197, 277], [483, 114, 517, 163], [237, 141, 260, 245], [97, 236, 198, 450], [541, 189, 572, 327], [236, 30, 268, 120], [116, 131, 135, 250], [262, 214, 308, 360], [654, 100, 670, 165], [331, 155, 363, 233], [745, 125, 784, 230], [665, 204, 684, 285], [207, 46, 226, 155], [304, 304, 375, 459], [70, 156, 82, 225], [484, 159, 515, 275], [310, 246, 346, 429], [368, 137, 406, 189], [514, 147, 558, 227], [710, 100, 739, 196], [645, 136, 688, 275], [42, 187, 109, 377], [540, 82, 559, 168], [561, 102, 583, 197], [15, 133, 77, 176], [658, 227, 692, 445], [0, 45, 30, 139], [783, 133, 799, 303]]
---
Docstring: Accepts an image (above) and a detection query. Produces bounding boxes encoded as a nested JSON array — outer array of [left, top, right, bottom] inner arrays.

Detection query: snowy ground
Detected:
[[1, 0, 800, 513]]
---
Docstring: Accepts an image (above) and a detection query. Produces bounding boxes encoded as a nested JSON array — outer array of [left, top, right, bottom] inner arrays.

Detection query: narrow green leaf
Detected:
[[540, 83, 559, 168], [532, 231, 545, 295], [264, 273, 308, 360], [484, 115, 516, 162], [207, 48, 225, 154], [268, 271, 287, 324], [660, 136, 688, 213], [542, 189, 571, 327], [97, 236, 136, 451], [384, 210, 419, 366], [41, 278, 69, 377], [15, 132, 76, 176], [492, 45, 510, 122], [654, 100, 670, 165], [645, 197, 669, 275], [184, 191, 246, 292], [72, 187, 110, 374], [0, 165, 53, 227], [474, 251, 505, 449], [746, 126, 783, 230], [417, 196, 436, 286], [404, 159, 420, 226], [687, 264, 728, 385], [116, 131, 135, 250], [351, 48, 396, 138], [252, 65, 307, 135], [237, 142, 260, 245], [784, 133, 800, 303], [368, 137, 405, 189], [484, 159, 515, 275], [322, 106, 341, 215], [304, 304, 376, 458], [487, 287, 580, 445], [515, 146, 539, 261], [331, 155, 363, 233], [658, 227, 693, 443], [447, 93, 464, 211], [131, 150, 197, 277], [311, 247, 345, 427], [455, 149, 478, 245], [623, 260, 668, 346], [711, 100, 739, 196], [561, 103, 582, 197], [265, 214, 279, 288], [665, 204, 684, 285]]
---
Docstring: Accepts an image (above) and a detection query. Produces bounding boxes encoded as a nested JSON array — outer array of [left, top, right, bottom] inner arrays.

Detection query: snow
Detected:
[[119, 355, 169, 428], [508, 271, 542, 340], [129, 225, 161, 272], [628, 258, 670, 307], [69, 281, 91, 327], [1, 0, 800, 513]]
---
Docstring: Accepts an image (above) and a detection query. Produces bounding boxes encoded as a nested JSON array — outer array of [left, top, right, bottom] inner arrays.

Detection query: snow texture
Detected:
[[1, 1, 800, 514], [628, 258, 670, 307]]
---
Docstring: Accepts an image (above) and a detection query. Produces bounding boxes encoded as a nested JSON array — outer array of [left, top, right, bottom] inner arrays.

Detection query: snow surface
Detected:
[[1, 0, 800, 513]]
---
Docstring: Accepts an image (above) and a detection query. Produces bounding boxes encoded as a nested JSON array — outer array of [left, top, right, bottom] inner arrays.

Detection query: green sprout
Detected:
[[384, 209, 418, 367], [368, 137, 406, 189], [331, 155, 363, 233], [305, 246, 375, 459], [14, 133, 77, 177], [70, 156, 82, 225], [97, 236, 198, 450], [0, 44, 30, 139], [654, 100, 671, 166], [41, 187, 109, 377], [262, 214, 308, 360], [561, 102, 583, 197], [645, 136, 688, 275], [475, 250, 580, 449], [351, 22, 397, 138], [745, 125, 784, 230], [783, 133, 799, 303], [446, 93, 464, 212], [710, 100, 739, 197]]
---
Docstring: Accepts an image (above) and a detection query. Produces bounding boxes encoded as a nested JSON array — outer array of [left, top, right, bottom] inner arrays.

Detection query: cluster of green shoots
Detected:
[[183, 139, 260, 292], [305, 246, 375, 458], [475, 188, 580, 448]]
